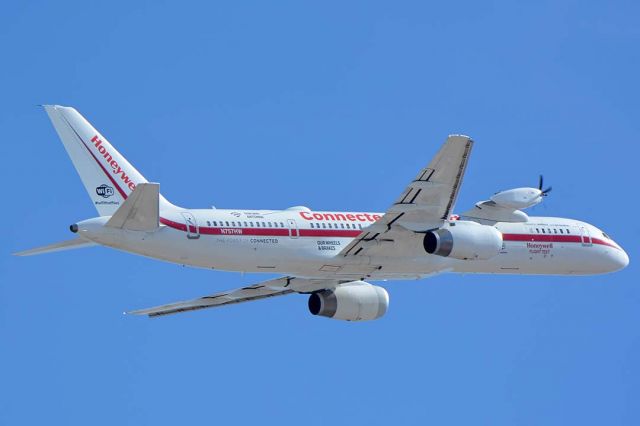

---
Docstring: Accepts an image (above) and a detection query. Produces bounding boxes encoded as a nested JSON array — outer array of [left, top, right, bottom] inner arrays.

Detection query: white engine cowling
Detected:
[[423, 221, 503, 260], [308, 282, 389, 321], [490, 187, 543, 210]]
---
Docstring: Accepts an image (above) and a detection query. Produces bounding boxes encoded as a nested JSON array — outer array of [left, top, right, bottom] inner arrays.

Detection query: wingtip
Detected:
[[448, 134, 473, 141], [125, 308, 149, 317]]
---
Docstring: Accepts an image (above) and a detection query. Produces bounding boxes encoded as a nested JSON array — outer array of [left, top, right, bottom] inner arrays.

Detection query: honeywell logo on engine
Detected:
[[90, 135, 136, 192]]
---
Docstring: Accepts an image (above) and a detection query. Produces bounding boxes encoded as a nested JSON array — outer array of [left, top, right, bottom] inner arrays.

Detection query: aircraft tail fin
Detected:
[[106, 183, 160, 231], [43, 105, 173, 216], [13, 238, 96, 256]]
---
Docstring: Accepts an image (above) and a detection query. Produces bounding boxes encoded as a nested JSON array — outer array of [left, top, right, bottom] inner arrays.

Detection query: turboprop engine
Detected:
[[489, 175, 553, 210], [423, 220, 503, 260], [308, 281, 389, 321]]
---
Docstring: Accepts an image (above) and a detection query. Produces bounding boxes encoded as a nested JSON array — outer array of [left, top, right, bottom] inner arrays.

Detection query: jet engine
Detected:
[[423, 221, 503, 260], [308, 282, 389, 321]]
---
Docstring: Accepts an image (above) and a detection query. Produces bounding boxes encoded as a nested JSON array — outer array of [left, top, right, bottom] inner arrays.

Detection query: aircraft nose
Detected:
[[607, 246, 629, 272]]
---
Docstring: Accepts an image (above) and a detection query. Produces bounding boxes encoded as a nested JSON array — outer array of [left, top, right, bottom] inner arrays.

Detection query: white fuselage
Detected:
[[75, 207, 629, 280]]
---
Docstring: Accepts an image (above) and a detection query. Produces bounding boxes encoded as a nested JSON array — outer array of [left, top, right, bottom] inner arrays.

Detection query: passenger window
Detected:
[[341, 223, 345, 229], [541, 229, 545, 233], [559, 229, 563, 234], [268, 222, 272, 227], [358, 224, 363, 229], [554, 229, 557, 234], [249, 222, 253, 227], [225, 221, 229, 226], [322, 223, 326, 228], [566, 229, 570, 234], [232, 221, 236, 226], [206, 221, 211, 226]]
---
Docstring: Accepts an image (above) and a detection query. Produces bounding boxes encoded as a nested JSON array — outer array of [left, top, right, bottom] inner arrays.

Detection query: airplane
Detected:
[[15, 105, 629, 321]]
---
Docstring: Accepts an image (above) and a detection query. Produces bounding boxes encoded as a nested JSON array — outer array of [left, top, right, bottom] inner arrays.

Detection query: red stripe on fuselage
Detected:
[[159, 217, 361, 238], [300, 229, 361, 238], [502, 233, 581, 243], [502, 233, 618, 249], [157, 221, 619, 249]]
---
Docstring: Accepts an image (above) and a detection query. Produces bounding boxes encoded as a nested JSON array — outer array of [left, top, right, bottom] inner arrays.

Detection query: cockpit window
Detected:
[[602, 232, 611, 240]]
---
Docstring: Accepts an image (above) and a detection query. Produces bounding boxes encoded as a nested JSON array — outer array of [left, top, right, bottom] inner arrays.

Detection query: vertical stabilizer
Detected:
[[44, 105, 171, 216]]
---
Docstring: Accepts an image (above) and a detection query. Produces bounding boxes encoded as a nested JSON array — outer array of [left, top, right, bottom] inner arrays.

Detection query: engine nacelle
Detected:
[[423, 221, 503, 260], [490, 187, 542, 210], [308, 282, 389, 321]]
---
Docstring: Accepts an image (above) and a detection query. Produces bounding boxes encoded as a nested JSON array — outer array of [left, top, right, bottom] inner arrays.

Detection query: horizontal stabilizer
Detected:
[[13, 238, 96, 256], [106, 183, 159, 231]]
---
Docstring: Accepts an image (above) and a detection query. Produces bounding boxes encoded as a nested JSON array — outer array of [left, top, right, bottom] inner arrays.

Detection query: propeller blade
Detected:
[[542, 186, 552, 195], [538, 175, 544, 191]]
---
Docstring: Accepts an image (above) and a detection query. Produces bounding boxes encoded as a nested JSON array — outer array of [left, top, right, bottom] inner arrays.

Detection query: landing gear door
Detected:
[[181, 212, 200, 239], [287, 219, 299, 238], [579, 225, 592, 247]]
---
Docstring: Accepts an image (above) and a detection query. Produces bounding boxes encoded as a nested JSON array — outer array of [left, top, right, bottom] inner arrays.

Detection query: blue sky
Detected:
[[1, 1, 639, 424]]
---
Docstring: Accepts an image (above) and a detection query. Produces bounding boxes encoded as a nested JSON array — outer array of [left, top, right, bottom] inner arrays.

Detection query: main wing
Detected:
[[127, 276, 339, 317], [339, 135, 473, 259]]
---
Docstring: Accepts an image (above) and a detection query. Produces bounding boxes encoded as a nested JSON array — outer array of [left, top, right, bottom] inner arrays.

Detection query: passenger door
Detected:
[[287, 219, 299, 238], [181, 212, 200, 239], [579, 225, 592, 247]]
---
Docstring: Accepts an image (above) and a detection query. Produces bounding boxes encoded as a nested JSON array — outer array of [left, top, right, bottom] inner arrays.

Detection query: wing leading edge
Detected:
[[339, 135, 473, 259]]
